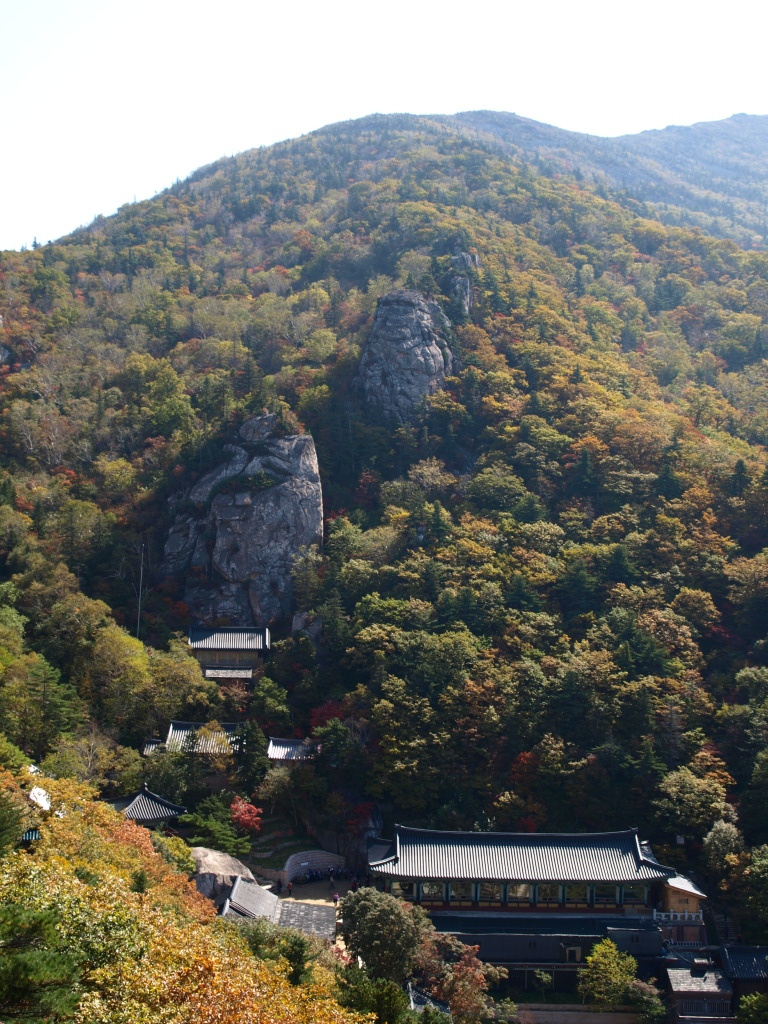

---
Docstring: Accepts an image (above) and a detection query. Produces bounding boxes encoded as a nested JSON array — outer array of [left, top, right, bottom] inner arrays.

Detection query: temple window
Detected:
[[507, 883, 532, 904], [565, 884, 590, 905], [594, 884, 619, 905], [536, 883, 561, 905], [391, 881, 415, 901], [478, 882, 504, 905], [622, 885, 647, 905], [420, 881, 446, 903], [449, 881, 474, 905]]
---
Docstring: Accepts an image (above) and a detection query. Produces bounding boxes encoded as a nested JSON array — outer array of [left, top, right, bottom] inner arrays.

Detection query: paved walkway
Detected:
[[277, 878, 356, 907]]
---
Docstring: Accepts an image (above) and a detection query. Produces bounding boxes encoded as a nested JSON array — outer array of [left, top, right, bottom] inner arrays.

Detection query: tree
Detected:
[[336, 966, 410, 1024], [0, 734, 30, 773], [738, 992, 768, 1024], [230, 796, 263, 835], [0, 905, 81, 1021], [234, 720, 270, 793], [40, 726, 143, 796], [0, 790, 25, 860], [703, 820, 744, 875], [180, 794, 250, 857], [0, 653, 83, 760], [339, 888, 430, 983], [577, 938, 637, 1007], [654, 767, 729, 838], [88, 623, 152, 740]]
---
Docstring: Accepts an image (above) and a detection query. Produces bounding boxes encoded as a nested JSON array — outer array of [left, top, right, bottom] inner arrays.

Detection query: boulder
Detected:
[[358, 290, 454, 423], [160, 415, 323, 627], [191, 846, 255, 903]]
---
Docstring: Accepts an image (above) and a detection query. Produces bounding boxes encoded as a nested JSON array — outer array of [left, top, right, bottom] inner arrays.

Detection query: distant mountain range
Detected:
[[432, 110, 768, 248]]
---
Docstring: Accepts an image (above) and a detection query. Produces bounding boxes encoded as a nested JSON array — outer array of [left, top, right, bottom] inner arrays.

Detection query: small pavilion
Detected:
[[113, 783, 187, 826], [188, 627, 270, 680]]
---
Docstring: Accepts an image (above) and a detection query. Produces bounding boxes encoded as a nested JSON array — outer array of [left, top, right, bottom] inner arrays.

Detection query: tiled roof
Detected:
[[221, 878, 337, 941], [163, 721, 241, 755], [667, 967, 733, 995], [721, 946, 768, 980], [205, 668, 254, 678], [222, 877, 279, 921], [267, 737, 318, 761], [276, 901, 337, 940], [188, 627, 270, 651], [667, 874, 707, 898], [113, 783, 187, 822], [369, 826, 675, 883]]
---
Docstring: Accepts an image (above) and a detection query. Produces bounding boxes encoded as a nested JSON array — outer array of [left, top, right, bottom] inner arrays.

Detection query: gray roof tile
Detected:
[[189, 627, 270, 651], [267, 737, 318, 761], [164, 721, 242, 754], [721, 946, 768, 980], [113, 783, 187, 822], [369, 826, 675, 883], [276, 901, 337, 940], [667, 967, 733, 995], [222, 877, 279, 921]]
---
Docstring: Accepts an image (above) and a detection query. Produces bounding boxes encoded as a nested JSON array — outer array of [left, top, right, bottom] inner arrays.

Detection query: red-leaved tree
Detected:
[[230, 797, 263, 835]]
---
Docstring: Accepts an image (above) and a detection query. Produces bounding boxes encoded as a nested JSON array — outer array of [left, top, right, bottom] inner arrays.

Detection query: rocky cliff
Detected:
[[448, 250, 479, 319], [358, 290, 454, 423], [161, 414, 323, 627]]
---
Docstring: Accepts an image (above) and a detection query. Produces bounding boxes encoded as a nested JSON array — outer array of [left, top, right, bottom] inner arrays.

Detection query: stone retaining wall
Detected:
[[251, 849, 345, 886]]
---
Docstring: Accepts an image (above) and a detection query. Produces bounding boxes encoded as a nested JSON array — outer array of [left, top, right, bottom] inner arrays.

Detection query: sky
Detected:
[[1, 0, 767, 251]]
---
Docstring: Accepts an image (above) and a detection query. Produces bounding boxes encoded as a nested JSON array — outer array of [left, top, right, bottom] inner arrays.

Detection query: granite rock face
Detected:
[[191, 847, 255, 902], [448, 250, 480, 318], [161, 414, 323, 627], [358, 290, 454, 423]]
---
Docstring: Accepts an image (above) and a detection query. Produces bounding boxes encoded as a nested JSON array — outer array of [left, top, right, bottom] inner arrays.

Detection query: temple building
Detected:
[[188, 627, 270, 680], [143, 720, 242, 756], [266, 737, 319, 765], [368, 826, 707, 973]]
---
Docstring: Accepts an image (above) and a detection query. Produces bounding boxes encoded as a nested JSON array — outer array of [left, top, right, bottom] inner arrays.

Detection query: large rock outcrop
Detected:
[[448, 250, 480, 318], [358, 290, 454, 423], [161, 414, 323, 627], [191, 846, 255, 902]]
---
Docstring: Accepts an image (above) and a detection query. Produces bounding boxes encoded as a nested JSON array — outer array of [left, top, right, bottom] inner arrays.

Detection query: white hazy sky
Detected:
[[2, 0, 767, 251]]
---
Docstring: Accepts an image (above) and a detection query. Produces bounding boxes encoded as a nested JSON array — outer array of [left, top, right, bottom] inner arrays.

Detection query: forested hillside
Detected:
[[2, 112, 768, 936], [446, 110, 768, 247]]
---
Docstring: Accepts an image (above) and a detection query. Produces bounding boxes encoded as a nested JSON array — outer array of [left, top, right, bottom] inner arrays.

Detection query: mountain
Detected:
[[2, 111, 768, 939], [440, 110, 768, 247]]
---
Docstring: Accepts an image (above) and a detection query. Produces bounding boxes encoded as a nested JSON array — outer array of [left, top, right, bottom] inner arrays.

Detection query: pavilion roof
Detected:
[[159, 721, 242, 755], [369, 826, 675, 883], [113, 783, 187, 822], [720, 945, 768, 981], [188, 627, 270, 651], [267, 737, 318, 761]]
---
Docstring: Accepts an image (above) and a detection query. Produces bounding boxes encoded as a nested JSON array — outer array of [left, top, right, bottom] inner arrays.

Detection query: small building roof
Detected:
[[276, 900, 337, 941], [721, 946, 768, 981], [267, 737, 318, 761], [189, 627, 270, 652], [667, 966, 733, 995], [146, 721, 242, 756], [113, 783, 187, 823], [28, 785, 51, 811], [222, 876, 279, 921], [667, 874, 707, 898], [369, 826, 675, 883], [205, 668, 254, 679], [221, 877, 337, 941]]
